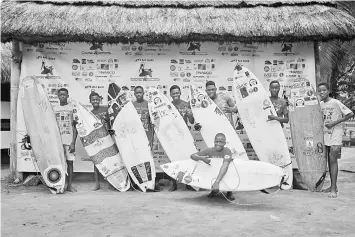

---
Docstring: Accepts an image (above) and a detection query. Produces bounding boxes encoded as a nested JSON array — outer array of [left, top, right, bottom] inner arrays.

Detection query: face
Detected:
[[269, 82, 280, 97], [170, 88, 181, 101], [318, 85, 329, 101], [206, 85, 217, 99], [134, 88, 144, 101], [214, 135, 226, 151], [90, 95, 100, 107], [57, 90, 69, 103]]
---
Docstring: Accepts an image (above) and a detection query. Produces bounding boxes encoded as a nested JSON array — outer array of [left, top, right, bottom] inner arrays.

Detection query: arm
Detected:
[[268, 100, 289, 124], [190, 149, 210, 164], [225, 95, 238, 113], [69, 114, 78, 153], [186, 104, 195, 124], [211, 152, 233, 191], [326, 112, 354, 128]]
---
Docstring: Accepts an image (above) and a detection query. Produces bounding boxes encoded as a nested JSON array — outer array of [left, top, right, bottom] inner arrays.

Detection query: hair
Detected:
[[170, 85, 181, 92], [269, 80, 280, 87], [317, 82, 330, 90], [89, 91, 101, 101], [57, 88, 68, 94], [134, 86, 144, 92], [206, 81, 216, 87], [215, 133, 226, 140]]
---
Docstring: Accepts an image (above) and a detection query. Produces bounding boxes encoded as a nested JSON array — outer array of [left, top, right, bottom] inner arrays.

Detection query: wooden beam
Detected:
[[314, 41, 322, 85], [9, 40, 23, 182]]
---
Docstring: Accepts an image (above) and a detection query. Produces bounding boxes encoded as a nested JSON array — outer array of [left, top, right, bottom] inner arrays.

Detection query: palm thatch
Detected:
[[1, 1, 355, 44], [1, 43, 11, 84]]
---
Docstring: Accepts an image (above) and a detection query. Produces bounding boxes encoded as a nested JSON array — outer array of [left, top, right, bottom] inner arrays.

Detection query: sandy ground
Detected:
[[1, 148, 355, 237]]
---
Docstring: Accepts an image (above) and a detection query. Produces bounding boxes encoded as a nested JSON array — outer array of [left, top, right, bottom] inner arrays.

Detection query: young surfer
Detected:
[[169, 85, 195, 192], [318, 83, 354, 198], [132, 86, 162, 192], [190, 133, 235, 200], [194, 81, 238, 131], [53, 88, 77, 192], [89, 91, 115, 191], [268, 80, 307, 190]]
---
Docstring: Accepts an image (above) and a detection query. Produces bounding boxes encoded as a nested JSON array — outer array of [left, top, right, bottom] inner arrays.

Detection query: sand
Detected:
[[1, 149, 355, 237]]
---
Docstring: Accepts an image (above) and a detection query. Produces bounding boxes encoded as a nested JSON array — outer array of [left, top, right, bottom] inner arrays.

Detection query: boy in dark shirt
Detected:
[[190, 133, 235, 200]]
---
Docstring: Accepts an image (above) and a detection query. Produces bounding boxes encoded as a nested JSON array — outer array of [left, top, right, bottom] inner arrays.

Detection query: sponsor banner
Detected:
[[18, 42, 315, 172]]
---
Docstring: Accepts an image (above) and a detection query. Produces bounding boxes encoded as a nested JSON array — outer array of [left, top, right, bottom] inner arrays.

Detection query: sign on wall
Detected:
[[17, 41, 316, 172]]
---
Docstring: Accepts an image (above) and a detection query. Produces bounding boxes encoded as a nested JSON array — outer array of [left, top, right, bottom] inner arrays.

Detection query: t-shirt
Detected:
[[91, 106, 110, 130], [172, 100, 193, 125], [320, 98, 352, 146], [213, 93, 235, 123], [195, 147, 232, 160], [53, 103, 74, 145], [270, 97, 288, 128], [133, 100, 153, 140]]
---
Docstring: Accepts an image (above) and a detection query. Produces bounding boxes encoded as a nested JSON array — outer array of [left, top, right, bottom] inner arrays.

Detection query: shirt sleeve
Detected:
[[336, 100, 353, 116], [223, 148, 233, 161]]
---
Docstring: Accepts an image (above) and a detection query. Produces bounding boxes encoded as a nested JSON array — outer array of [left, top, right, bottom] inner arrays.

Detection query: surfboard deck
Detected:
[[189, 85, 248, 160], [108, 83, 155, 192], [289, 78, 327, 191], [21, 76, 66, 194], [73, 101, 131, 192], [148, 87, 197, 162], [233, 65, 292, 190], [161, 159, 288, 191]]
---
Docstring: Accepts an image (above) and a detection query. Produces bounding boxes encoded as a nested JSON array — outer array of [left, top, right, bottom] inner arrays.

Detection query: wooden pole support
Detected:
[[9, 40, 23, 182], [314, 41, 322, 86]]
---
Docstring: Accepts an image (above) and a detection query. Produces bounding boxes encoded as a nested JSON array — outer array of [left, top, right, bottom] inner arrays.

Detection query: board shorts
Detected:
[[325, 145, 342, 160], [63, 145, 75, 161]]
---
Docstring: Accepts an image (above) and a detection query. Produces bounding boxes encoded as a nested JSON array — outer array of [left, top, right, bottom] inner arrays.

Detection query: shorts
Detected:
[[325, 145, 342, 160], [63, 145, 75, 161]]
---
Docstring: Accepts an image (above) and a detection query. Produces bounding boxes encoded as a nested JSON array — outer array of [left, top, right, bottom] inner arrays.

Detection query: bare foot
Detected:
[[322, 186, 338, 193], [226, 192, 235, 201], [92, 184, 100, 191], [154, 184, 162, 192], [328, 192, 337, 198], [169, 184, 178, 192], [207, 190, 218, 198], [66, 186, 77, 192]]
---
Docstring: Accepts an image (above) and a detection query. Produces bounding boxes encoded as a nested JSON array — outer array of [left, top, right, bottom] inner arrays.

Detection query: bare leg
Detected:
[[322, 147, 338, 193], [66, 161, 77, 192], [328, 152, 338, 198], [169, 179, 178, 192], [92, 166, 100, 191]]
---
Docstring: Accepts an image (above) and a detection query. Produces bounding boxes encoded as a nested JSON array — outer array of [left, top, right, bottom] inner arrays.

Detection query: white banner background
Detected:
[[17, 41, 316, 172]]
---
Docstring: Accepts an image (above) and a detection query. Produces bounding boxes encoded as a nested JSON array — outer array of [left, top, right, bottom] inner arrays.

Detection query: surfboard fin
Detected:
[[260, 189, 269, 194]]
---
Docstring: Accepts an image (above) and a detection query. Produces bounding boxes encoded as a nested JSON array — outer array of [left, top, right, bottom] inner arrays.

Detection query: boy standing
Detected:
[[268, 80, 307, 190], [190, 133, 235, 201], [89, 91, 115, 191], [54, 88, 77, 192], [318, 83, 353, 198], [169, 85, 195, 191]]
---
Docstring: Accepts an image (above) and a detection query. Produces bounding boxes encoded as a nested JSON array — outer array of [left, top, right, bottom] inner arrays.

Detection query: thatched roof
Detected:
[[1, 43, 11, 84], [1, 0, 355, 44]]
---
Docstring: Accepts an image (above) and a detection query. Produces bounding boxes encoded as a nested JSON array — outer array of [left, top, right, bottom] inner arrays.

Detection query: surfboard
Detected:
[[161, 159, 288, 192], [289, 78, 327, 191], [147, 87, 197, 162], [233, 65, 292, 190], [21, 76, 66, 194], [189, 85, 248, 160], [72, 101, 130, 192], [108, 83, 155, 192]]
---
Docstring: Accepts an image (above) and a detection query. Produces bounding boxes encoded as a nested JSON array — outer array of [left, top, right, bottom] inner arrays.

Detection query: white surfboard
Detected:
[[72, 101, 131, 192], [189, 85, 248, 160], [233, 65, 292, 190], [147, 87, 197, 162], [109, 86, 156, 192], [161, 159, 288, 192], [21, 76, 66, 194]]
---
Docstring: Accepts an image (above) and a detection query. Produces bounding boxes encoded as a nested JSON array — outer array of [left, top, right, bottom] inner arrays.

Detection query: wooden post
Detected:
[[9, 40, 23, 182], [314, 41, 322, 85]]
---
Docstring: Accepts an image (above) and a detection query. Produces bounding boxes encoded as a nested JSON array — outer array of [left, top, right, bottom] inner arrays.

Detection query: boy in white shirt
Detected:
[[318, 83, 354, 198], [54, 88, 78, 192]]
